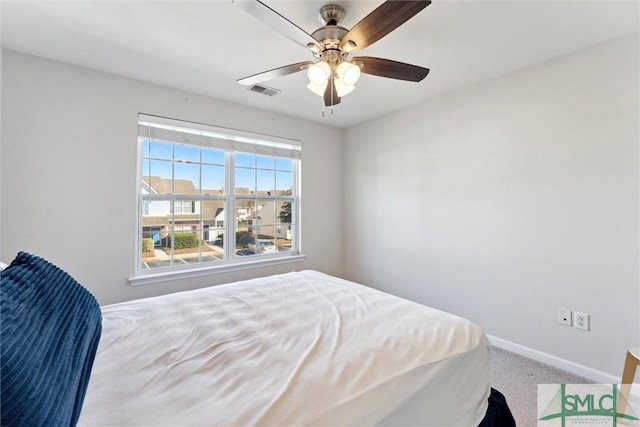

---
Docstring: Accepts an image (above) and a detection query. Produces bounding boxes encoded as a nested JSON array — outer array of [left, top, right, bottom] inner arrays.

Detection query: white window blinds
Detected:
[[138, 114, 302, 159]]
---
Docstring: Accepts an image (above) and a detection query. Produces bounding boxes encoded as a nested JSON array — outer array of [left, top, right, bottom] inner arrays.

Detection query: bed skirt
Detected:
[[479, 388, 516, 427]]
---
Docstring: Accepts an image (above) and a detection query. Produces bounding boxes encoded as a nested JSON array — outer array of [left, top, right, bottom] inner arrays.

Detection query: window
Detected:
[[135, 114, 302, 282], [174, 200, 196, 214]]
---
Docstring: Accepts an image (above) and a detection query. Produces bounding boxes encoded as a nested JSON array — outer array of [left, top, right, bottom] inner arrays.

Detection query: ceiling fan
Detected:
[[235, 0, 431, 108]]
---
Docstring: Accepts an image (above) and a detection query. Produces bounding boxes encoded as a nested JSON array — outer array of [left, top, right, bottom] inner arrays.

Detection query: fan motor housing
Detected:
[[311, 4, 348, 51], [311, 25, 348, 50]]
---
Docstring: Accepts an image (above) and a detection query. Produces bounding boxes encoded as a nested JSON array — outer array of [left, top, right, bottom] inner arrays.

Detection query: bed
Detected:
[[0, 253, 512, 426], [77, 270, 513, 426]]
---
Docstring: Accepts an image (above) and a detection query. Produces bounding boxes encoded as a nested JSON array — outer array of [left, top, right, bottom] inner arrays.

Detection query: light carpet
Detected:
[[490, 346, 594, 427]]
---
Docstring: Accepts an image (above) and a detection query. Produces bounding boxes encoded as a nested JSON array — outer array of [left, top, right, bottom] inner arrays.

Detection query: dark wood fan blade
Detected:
[[238, 61, 313, 86], [323, 79, 341, 107], [355, 56, 429, 82], [235, 0, 323, 52], [340, 1, 430, 54]]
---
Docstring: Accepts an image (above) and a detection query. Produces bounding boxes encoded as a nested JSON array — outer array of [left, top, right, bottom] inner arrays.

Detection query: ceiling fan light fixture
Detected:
[[307, 61, 331, 85], [307, 42, 321, 55], [337, 61, 361, 86], [334, 77, 355, 97], [343, 40, 357, 53], [307, 80, 328, 97], [236, 1, 431, 110]]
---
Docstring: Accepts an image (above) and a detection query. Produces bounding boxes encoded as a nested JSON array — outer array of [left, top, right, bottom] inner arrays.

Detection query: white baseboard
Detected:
[[487, 335, 620, 384]]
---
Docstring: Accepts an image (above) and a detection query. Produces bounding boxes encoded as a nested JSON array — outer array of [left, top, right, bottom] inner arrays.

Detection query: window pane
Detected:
[[202, 149, 225, 165], [257, 200, 276, 222], [174, 200, 197, 214], [202, 165, 225, 194], [175, 228, 220, 266], [276, 199, 293, 226], [144, 259, 174, 269], [254, 200, 276, 242], [170, 228, 199, 264], [275, 171, 293, 195], [141, 228, 155, 269], [203, 202, 225, 260], [210, 228, 225, 250], [257, 170, 275, 193], [276, 198, 293, 253], [257, 155, 275, 170], [149, 141, 173, 160], [174, 144, 200, 163], [146, 160, 172, 194], [234, 248, 257, 258], [235, 153, 255, 168], [275, 224, 293, 253], [142, 159, 150, 177], [235, 168, 256, 194], [252, 237, 276, 255], [174, 162, 200, 194], [235, 202, 257, 256], [258, 223, 277, 239], [236, 200, 256, 224], [236, 201, 256, 254], [141, 138, 150, 158], [140, 223, 171, 270], [276, 158, 292, 171], [247, 200, 277, 256]]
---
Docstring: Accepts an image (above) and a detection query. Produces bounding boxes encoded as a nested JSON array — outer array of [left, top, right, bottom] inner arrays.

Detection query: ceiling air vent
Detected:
[[248, 84, 280, 97]]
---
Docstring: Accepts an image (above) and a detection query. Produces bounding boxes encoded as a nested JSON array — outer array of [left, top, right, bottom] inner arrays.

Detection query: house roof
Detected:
[[143, 176, 288, 199], [143, 176, 200, 195]]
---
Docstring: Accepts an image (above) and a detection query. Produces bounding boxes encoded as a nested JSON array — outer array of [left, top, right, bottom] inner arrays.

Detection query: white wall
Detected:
[[2, 34, 637, 381], [1, 50, 344, 305], [343, 34, 639, 378], [0, 4, 3, 259]]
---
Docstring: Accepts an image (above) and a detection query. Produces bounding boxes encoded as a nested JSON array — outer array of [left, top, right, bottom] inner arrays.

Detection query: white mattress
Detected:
[[79, 271, 490, 426]]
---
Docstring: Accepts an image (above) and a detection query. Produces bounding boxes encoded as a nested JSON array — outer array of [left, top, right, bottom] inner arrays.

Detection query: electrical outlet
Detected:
[[574, 311, 590, 331], [558, 308, 572, 326]]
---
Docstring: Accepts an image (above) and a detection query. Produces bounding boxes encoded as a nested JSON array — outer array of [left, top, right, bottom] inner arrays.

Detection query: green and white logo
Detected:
[[538, 384, 639, 426]]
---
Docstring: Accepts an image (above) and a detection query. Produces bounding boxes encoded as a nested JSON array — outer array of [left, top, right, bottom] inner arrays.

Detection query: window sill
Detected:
[[129, 254, 306, 287]]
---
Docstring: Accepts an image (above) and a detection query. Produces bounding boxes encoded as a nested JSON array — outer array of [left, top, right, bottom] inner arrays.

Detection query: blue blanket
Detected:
[[1, 252, 102, 427]]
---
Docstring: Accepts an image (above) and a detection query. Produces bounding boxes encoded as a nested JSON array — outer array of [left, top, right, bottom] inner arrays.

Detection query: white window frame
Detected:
[[130, 114, 304, 286]]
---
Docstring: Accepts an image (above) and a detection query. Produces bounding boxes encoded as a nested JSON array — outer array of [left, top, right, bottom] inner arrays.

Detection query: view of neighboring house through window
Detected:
[[137, 114, 301, 274]]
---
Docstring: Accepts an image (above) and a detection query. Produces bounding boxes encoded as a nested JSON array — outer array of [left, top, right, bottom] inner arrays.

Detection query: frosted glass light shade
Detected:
[[307, 62, 331, 85], [336, 62, 361, 86], [307, 80, 328, 97], [335, 78, 355, 97]]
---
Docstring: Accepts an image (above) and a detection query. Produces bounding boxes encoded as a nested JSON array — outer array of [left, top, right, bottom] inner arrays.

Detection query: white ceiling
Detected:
[[1, 0, 638, 128]]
